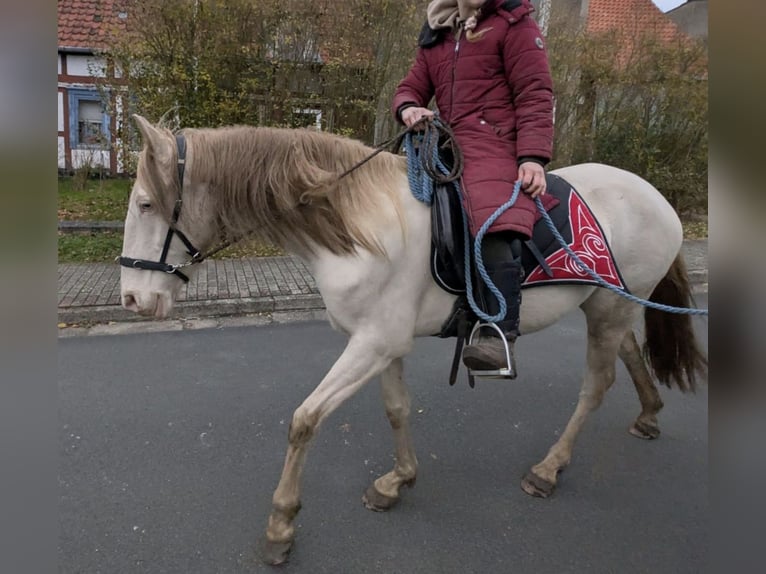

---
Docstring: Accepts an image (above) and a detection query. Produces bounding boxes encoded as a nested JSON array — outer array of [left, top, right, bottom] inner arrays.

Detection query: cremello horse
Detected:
[[120, 115, 707, 564]]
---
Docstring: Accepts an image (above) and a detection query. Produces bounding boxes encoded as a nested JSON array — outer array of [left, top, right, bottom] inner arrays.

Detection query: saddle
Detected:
[[430, 172, 572, 335], [430, 174, 571, 387]]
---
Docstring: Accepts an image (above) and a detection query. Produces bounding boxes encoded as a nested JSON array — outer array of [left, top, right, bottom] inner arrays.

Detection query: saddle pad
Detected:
[[521, 175, 627, 290]]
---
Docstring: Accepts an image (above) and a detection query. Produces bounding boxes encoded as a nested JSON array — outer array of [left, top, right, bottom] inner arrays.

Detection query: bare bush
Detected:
[[547, 12, 708, 217]]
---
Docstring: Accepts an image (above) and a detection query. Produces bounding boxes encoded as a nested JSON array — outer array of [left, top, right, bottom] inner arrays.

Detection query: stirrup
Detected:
[[465, 321, 517, 380]]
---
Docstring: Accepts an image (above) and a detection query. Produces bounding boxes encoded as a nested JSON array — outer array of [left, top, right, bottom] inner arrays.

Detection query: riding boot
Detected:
[[462, 247, 523, 375]]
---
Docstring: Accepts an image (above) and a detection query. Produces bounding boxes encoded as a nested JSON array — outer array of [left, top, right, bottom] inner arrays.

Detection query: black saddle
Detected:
[[430, 172, 575, 305]]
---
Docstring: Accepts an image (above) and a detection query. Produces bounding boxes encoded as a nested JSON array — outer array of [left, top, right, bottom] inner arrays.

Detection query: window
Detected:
[[290, 108, 322, 130], [68, 89, 110, 148]]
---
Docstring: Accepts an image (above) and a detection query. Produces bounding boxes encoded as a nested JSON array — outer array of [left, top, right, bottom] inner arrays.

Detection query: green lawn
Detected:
[[58, 177, 132, 221], [682, 220, 708, 240], [57, 232, 284, 263], [58, 232, 125, 263], [58, 176, 285, 262]]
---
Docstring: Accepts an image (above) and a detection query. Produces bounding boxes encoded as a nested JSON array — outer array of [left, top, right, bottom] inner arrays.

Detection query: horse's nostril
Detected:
[[123, 293, 138, 311]]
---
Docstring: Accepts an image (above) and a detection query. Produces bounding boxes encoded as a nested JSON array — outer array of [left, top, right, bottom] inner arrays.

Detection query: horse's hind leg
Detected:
[[363, 358, 418, 511], [521, 296, 638, 498], [619, 330, 664, 440], [262, 335, 394, 565]]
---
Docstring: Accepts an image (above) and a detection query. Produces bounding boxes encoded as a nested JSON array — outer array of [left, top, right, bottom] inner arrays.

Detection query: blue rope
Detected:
[[404, 126, 448, 204], [404, 128, 504, 322], [403, 128, 707, 318]]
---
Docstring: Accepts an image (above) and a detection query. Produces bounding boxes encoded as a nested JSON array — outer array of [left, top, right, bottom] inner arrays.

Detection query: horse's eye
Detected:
[[138, 201, 153, 213]]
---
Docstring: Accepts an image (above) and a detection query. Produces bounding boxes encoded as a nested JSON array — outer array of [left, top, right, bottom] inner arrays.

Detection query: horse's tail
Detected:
[[642, 254, 707, 392]]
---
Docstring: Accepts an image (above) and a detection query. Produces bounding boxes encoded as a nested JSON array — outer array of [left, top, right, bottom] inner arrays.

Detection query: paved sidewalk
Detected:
[[58, 240, 708, 327], [58, 256, 324, 325]]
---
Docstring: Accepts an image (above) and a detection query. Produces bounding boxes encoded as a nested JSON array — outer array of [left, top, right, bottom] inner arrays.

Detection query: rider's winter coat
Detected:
[[392, 0, 554, 238]]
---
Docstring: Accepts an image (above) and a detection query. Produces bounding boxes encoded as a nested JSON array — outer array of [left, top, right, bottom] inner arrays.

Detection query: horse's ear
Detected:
[[132, 114, 173, 164]]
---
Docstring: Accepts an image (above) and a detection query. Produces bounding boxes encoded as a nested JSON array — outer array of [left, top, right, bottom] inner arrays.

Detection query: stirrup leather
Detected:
[[465, 321, 518, 381]]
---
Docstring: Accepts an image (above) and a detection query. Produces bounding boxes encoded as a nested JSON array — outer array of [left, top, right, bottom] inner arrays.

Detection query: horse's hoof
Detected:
[[629, 420, 661, 440], [362, 484, 400, 512], [260, 537, 293, 566], [521, 471, 556, 498]]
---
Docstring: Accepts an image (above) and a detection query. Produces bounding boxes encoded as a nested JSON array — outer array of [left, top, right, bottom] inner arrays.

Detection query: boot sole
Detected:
[[461, 347, 507, 371]]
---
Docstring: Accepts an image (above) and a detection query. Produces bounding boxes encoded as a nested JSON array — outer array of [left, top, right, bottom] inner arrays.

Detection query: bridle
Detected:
[[118, 134, 210, 283]]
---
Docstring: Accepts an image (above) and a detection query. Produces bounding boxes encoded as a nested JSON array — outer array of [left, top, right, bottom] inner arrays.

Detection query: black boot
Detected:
[[462, 256, 523, 375]]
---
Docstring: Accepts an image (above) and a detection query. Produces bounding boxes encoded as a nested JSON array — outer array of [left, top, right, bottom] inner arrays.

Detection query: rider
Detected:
[[392, 0, 554, 374]]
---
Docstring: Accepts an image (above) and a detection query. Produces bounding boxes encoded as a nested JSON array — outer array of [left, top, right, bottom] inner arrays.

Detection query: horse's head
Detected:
[[120, 115, 217, 318]]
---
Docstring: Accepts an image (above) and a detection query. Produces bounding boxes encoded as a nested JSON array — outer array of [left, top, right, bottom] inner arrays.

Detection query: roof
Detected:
[[585, 0, 696, 67], [586, 0, 686, 43], [58, 0, 127, 51]]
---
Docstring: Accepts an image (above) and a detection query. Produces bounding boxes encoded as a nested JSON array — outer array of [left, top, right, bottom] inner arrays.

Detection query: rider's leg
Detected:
[[462, 231, 524, 374]]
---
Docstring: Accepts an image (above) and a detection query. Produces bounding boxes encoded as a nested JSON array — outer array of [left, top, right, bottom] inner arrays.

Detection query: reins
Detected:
[[112, 124, 378, 279], [211, 120, 462, 260], [120, 120, 461, 283], [336, 118, 463, 184]]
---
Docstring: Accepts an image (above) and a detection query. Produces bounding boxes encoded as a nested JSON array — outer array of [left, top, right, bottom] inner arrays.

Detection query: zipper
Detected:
[[449, 25, 474, 221], [449, 25, 463, 120]]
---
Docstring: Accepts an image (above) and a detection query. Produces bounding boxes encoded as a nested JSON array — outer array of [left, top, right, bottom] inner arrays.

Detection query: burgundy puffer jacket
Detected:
[[392, 0, 554, 238]]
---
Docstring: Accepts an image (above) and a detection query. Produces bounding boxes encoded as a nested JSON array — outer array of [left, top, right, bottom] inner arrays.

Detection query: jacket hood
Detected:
[[426, 0, 534, 32]]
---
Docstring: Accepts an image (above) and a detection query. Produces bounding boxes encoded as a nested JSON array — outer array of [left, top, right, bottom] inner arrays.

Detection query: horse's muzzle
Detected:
[[121, 291, 171, 318]]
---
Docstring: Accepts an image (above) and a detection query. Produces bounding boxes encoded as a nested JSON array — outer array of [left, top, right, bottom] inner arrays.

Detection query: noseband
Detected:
[[118, 135, 202, 283]]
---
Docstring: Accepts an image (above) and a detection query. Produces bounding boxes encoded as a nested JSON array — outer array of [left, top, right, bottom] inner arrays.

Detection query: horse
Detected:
[[119, 115, 707, 564]]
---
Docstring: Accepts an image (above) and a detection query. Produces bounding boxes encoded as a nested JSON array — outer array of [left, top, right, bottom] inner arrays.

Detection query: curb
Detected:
[[58, 293, 325, 326], [59, 220, 124, 234]]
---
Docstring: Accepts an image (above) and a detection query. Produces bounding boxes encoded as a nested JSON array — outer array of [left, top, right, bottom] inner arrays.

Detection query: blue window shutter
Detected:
[[68, 91, 79, 148], [102, 100, 111, 143]]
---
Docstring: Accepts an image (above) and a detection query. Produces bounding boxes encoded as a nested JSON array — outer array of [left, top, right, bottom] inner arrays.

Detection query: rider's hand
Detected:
[[401, 106, 435, 130], [518, 161, 546, 198]]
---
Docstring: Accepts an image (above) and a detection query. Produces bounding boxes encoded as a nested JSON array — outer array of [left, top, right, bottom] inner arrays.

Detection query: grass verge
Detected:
[[682, 220, 708, 240], [58, 232, 124, 263], [58, 177, 132, 221], [58, 233, 284, 263]]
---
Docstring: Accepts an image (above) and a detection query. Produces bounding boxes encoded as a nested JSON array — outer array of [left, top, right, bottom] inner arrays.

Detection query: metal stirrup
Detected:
[[466, 321, 517, 380]]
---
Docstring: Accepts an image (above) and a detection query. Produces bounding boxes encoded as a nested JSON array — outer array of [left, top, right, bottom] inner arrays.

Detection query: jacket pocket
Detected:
[[476, 112, 514, 152], [479, 111, 510, 139]]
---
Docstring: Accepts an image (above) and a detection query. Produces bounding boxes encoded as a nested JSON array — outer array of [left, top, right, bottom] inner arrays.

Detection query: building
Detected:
[[58, 0, 126, 174], [666, 0, 708, 41], [533, 0, 697, 53]]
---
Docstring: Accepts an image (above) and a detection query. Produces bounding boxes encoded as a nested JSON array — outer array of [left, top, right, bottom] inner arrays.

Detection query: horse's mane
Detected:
[[150, 126, 407, 256]]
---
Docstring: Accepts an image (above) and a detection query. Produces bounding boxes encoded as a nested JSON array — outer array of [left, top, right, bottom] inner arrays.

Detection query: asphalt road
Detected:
[[59, 299, 708, 574]]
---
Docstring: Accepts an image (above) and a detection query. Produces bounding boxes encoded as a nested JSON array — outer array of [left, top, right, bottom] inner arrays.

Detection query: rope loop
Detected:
[[403, 117, 463, 205]]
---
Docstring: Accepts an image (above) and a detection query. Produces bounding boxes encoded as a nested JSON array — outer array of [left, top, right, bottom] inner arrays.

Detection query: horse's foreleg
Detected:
[[522, 302, 630, 498], [619, 329, 664, 440], [262, 336, 392, 565], [362, 358, 418, 511]]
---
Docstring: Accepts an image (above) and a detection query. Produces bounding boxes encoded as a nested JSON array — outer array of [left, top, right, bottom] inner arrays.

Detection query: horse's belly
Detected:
[[519, 284, 594, 334]]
